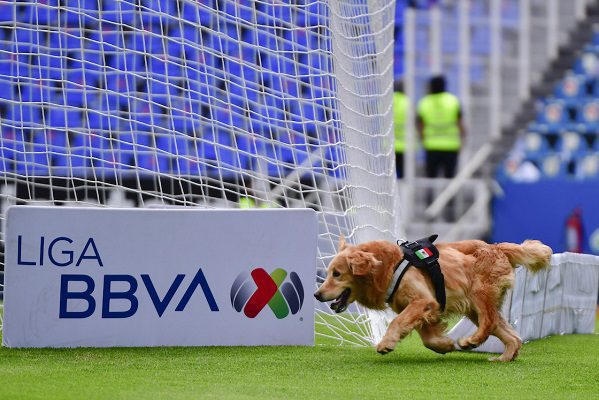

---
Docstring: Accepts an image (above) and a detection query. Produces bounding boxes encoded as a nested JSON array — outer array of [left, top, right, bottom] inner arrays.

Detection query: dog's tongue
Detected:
[[330, 288, 350, 313]]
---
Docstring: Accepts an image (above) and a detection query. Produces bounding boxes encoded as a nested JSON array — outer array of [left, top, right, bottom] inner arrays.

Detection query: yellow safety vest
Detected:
[[238, 197, 274, 208], [393, 92, 408, 153], [418, 92, 461, 151]]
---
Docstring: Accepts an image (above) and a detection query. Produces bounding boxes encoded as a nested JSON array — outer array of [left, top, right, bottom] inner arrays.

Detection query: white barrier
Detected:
[[3, 206, 317, 348], [448, 252, 599, 353]]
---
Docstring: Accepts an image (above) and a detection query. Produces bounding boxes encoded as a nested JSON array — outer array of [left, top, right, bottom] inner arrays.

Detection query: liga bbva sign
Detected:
[[3, 207, 317, 348]]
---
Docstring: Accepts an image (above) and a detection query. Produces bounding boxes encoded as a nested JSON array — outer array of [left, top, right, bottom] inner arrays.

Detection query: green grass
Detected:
[[0, 320, 598, 400]]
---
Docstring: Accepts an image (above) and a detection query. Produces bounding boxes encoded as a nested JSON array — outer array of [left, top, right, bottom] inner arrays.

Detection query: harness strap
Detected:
[[385, 259, 410, 303], [387, 235, 447, 311]]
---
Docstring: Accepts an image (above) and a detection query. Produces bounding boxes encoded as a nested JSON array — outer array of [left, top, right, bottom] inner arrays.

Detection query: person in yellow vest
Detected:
[[393, 80, 408, 179], [238, 194, 275, 208], [416, 75, 466, 179]]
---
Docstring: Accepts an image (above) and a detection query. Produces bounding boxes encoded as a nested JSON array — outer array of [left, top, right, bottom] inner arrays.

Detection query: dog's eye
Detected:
[[332, 270, 340, 278]]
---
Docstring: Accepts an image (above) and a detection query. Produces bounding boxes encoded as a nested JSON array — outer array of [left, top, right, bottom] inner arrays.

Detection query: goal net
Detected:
[[0, 0, 398, 345]]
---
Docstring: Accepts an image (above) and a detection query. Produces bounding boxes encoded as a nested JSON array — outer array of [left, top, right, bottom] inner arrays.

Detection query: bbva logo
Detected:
[[230, 268, 304, 319]]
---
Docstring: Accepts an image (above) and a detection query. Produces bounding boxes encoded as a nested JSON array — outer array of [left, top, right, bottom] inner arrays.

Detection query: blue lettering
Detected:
[[175, 268, 219, 312], [39, 236, 44, 266], [102, 275, 138, 318], [48, 237, 74, 267], [59, 274, 96, 318], [58, 268, 219, 318], [142, 274, 185, 317], [76, 238, 103, 267], [17, 235, 36, 266]]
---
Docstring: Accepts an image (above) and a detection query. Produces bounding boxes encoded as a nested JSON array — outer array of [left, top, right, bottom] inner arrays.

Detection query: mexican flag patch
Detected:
[[415, 247, 433, 260]]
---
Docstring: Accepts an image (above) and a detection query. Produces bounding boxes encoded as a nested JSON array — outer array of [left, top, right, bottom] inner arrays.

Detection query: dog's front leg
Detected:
[[377, 299, 439, 355]]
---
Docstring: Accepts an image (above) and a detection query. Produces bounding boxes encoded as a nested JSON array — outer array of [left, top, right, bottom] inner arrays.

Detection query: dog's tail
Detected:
[[496, 240, 553, 272]]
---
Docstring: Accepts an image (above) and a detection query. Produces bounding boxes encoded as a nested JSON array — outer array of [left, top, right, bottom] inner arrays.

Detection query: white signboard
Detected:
[[3, 206, 317, 348]]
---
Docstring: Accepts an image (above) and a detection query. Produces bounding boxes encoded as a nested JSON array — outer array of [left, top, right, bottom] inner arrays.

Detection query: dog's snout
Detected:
[[314, 291, 324, 302]]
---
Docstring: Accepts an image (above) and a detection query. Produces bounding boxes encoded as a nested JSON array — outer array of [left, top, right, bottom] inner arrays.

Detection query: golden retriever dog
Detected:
[[314, 236, 552, 362]]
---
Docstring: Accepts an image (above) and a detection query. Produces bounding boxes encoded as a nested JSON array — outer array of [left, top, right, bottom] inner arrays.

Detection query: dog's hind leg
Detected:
[[417, 321, 455, 354], [488, 317, 522, 362], [457, 289, 501, 350], [377, 299, 440, 355]]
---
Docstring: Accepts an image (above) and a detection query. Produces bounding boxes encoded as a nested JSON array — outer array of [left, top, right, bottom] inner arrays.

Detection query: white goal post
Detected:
[[0, 0, 399, 344]]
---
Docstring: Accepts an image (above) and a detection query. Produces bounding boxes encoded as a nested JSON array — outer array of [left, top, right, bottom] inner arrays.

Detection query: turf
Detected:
[[0, 320, 597, 400]]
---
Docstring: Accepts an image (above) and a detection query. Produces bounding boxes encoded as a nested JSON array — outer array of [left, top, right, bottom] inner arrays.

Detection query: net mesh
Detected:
[[0, 0, 398, 345]]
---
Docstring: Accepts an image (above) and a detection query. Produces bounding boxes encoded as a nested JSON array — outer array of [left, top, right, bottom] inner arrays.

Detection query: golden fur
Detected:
[[314, 236, 552, 362]]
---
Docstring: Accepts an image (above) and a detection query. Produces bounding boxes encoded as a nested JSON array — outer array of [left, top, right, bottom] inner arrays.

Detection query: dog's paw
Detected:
[[376, 339, 396, 355], [457, 337, 479, 350], [488, 355, 513, 362]]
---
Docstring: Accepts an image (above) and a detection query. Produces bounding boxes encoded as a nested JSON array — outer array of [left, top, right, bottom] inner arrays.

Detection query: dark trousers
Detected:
[[425, 150, 459, 221], [425, 150, 459, 178], [395, 152, 403, 179]]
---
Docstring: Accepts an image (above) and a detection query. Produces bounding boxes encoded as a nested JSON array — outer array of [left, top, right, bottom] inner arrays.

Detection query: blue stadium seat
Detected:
[[555, 131, 588, 158], [178, 0, 214, 26], [46, 108, 71, 129], [192, 129, 249, 178], [58, 132, 89, 176], [575, 99, 599, 128], [82, 51, 103, 72], [60, 0, 99, 25], [536, 99, 568, 131], [0, 128, 26, 173], [0, 50, 13, 77], [576, 153, 599, 180], [20, 1, 60, 25], [257, 2, 294, 26], [0, 80, 14, 101], [222, 0, 254, 23], [284, 29, 310, 52], [109, 130, 152, 170], [12, 27, 39, 53], [0, 1, 15, 23], [146, 77, 169, 96], [227, 81, 249, 108], [156, 133, 196, 175], [99, 29, 126, 53], [156, 132, 190, 157], [139, 0, 178, 25], [323, 141, 345, 178], [573, 51, 599, 77], [42, 130, 77, 176], [164, 60, 184, 78], [538, 153, 567, 179], [7, 104, 43, 128], [102, 0, 136, 24], [86, 110, 120, 132], [15, 132, 51, 177], [471, 26, 491, 55], [306, 1, 328, 27], [554, 74, 586, 99], [59, 28, 85, 51], [147, 57, 168, 77]]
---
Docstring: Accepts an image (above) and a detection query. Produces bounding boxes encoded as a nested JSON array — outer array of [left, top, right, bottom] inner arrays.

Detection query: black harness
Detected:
[[386, 234, 447, 311]]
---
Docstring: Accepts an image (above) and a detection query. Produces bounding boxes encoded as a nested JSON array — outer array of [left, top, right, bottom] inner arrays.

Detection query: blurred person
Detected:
[[393, 80, 408, 179], [416, 75, 466, 179]]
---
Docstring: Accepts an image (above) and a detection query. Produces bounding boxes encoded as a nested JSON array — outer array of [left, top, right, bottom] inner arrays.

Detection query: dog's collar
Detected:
[[385, 258, 411, 303]]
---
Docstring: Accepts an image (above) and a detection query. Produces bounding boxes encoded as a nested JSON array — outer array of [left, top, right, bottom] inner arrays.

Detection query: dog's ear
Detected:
[[347, 250, 382, 276], [339, 234, 347, 251]]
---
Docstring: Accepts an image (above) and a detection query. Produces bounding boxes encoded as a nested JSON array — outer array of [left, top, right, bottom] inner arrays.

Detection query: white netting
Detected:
[[0, 0, 398, 345]]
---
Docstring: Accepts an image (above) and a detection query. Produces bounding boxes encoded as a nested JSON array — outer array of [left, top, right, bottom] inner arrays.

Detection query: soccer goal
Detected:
[[0, 0, 399, 345]]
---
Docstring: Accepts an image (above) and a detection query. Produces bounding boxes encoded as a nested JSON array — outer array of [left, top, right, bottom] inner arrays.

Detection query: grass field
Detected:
[[1, 317, 598, 400]]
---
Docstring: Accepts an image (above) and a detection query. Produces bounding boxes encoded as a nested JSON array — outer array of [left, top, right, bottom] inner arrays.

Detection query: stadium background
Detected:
[[0, 0, 598, 316]]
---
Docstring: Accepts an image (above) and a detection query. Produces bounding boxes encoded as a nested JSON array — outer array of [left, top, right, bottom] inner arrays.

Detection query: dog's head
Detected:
[[314, 236, 383, 313]]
